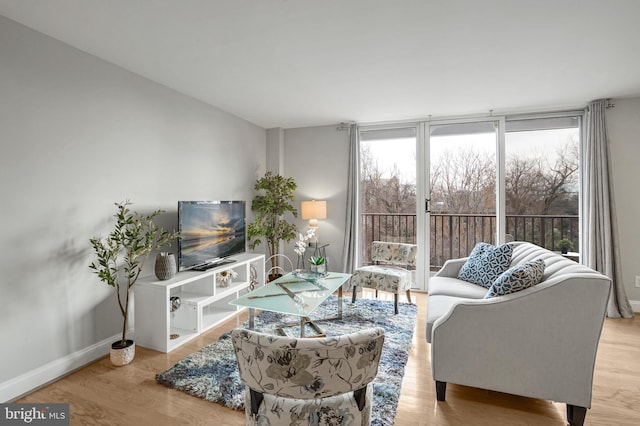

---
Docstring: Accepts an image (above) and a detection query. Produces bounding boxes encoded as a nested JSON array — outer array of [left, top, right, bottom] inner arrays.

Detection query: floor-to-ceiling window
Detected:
[[356, 112, 582, 290], [504, 114, 581, 253], [358, 126, 417, 269]]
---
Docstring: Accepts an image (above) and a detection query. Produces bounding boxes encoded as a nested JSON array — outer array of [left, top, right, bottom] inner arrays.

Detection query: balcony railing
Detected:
[[361, 213, 579, 270]]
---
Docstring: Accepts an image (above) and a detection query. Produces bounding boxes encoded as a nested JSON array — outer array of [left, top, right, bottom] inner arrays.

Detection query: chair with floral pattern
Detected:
[[230, 327, 385, 426], [350, 241, 418, 314]]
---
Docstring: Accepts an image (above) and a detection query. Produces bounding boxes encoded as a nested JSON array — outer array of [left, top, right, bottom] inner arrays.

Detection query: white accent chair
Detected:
[[230, 327, 385, 425], [350, 241, 418, 314], [266, 253, 293, 279]]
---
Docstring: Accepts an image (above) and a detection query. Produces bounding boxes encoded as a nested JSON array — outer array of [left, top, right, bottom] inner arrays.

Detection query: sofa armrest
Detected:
[[433, 257, 468, 278], [430, 275, 611, 408]]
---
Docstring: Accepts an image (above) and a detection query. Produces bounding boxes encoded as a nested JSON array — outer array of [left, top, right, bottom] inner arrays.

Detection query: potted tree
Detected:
[[247, 172, 298, 280], [557, 238, 574, 254], [89, 201, 178, 366]]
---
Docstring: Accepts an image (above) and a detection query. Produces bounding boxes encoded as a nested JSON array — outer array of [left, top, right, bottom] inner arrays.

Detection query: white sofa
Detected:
[[427, 241, 611, 426]]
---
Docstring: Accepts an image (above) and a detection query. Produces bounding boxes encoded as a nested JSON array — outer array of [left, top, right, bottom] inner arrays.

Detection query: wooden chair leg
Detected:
[[353, 386, 368, 411], [249, 388, 264, 415], [394, 294, 399, 314], [406, 289, 412, 304], [352, 286, 357, 303]]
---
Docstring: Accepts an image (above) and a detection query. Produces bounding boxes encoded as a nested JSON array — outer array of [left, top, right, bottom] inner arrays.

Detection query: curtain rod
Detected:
[[355, 106, 587, 127]]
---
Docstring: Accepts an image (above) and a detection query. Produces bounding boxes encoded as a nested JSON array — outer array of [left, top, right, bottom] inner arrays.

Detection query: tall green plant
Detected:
[[89, 201, 178, 348], [247, 172, 298, 273]]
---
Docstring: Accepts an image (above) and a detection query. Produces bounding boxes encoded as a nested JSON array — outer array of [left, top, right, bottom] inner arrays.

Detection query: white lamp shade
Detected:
[[301, 200, 327, 221]]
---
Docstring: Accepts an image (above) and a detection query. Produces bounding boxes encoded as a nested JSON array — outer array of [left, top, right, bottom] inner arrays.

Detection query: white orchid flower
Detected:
[[293, 229, 317, 257]]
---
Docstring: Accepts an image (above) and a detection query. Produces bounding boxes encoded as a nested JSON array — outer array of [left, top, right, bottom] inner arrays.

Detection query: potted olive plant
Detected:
[[247, 172, 298, 280], [89, 201, 178, 366]]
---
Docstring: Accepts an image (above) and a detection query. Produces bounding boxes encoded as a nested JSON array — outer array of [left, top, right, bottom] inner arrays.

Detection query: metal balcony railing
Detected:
[[360, 213, 579, 270]]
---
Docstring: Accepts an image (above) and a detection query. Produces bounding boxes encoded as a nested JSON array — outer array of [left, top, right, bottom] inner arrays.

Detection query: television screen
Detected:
[[177, 201, 246, 271]]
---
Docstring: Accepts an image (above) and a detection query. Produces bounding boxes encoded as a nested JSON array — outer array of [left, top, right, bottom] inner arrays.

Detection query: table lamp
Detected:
[[301, 200, 327, 242]]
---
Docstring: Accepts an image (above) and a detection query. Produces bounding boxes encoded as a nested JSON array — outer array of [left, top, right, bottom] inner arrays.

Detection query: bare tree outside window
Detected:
[[359, 140, 417, 266], [430, 147, 495, 214], [504, 131, 579, 251], [360, 144, 416, 215]]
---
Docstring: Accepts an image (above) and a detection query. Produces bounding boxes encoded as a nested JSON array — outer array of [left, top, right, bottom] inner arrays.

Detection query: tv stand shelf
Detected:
[[192, 258, 236, 271], [134, 253, 265, 353]]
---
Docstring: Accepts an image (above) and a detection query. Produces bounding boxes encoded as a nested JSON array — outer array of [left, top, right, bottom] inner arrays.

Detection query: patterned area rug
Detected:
[[156, 296, 417, 426]]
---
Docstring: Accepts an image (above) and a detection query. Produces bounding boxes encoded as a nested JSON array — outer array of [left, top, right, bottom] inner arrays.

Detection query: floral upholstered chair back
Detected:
[[371, 241, 417, 268], [231, 327, 385, 425]]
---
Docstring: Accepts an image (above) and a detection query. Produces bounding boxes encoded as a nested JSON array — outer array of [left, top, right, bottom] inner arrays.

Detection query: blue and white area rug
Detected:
[[156, 296, 417, 426]]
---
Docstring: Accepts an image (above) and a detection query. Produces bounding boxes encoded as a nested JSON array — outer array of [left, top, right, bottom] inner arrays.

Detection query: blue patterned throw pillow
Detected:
[[457, 242, 514, 288], [485, 258, 545, 298]]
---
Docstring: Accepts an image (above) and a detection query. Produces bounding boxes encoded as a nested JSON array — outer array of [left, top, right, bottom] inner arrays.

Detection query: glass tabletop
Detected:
[[230, 272, 351, 317]]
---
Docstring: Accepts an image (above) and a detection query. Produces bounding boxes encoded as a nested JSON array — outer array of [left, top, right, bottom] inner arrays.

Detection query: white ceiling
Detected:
[[1, 0, 640, 129]]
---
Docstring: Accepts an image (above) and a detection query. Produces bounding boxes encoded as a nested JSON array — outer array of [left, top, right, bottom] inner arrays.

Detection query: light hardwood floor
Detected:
[[18, 291, 640, 425]]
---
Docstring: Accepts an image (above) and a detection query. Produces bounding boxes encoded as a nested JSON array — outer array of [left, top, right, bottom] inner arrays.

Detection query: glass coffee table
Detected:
[[230, 271, 351, 337]]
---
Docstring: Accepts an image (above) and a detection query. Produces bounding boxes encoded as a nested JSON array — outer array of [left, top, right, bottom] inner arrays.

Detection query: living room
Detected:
[[1, 1, 639, 425]]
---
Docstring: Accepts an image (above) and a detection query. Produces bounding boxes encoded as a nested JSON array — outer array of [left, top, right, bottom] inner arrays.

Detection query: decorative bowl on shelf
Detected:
[[169, 296, 181, 312]]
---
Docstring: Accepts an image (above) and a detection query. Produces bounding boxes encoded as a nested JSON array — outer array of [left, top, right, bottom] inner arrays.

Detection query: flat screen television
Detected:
[[177, 201, 246, 271]]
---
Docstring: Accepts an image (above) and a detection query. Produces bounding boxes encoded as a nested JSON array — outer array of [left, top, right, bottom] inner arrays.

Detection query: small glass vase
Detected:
[[295, 255, 306, 272], [309, 263, 326, 275]]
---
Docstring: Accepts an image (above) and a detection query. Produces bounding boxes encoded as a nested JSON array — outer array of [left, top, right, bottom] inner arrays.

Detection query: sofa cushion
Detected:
[[485, 258, 545, 298], [428, 276, 488, 299], [457, 242, 514, 288]]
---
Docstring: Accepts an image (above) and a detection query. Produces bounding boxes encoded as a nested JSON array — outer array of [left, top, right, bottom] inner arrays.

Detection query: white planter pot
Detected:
[[110, 340, 135, 366]]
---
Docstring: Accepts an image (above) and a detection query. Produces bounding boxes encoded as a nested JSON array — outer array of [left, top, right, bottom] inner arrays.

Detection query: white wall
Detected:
[[0, 16, 266, 400], [266, 127, 284, 174], [607, 97, 640, 310], [281, 125, 350, 271]]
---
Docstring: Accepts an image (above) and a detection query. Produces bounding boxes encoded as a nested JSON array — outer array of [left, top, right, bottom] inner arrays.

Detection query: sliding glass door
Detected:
[[426, 120, 501, 275]]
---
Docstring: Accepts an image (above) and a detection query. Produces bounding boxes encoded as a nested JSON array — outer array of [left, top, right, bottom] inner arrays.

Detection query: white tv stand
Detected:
[[134, 252, 265, 353]]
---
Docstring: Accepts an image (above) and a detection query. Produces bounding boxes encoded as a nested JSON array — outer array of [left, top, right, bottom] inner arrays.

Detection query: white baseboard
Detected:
[[0, 333, 120, 402], [629, 299, 640, 313]]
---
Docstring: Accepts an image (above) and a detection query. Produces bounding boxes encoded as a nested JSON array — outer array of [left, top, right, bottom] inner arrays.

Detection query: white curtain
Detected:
[[341, 123, 359, 273], [582, 99, 633, 318]]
